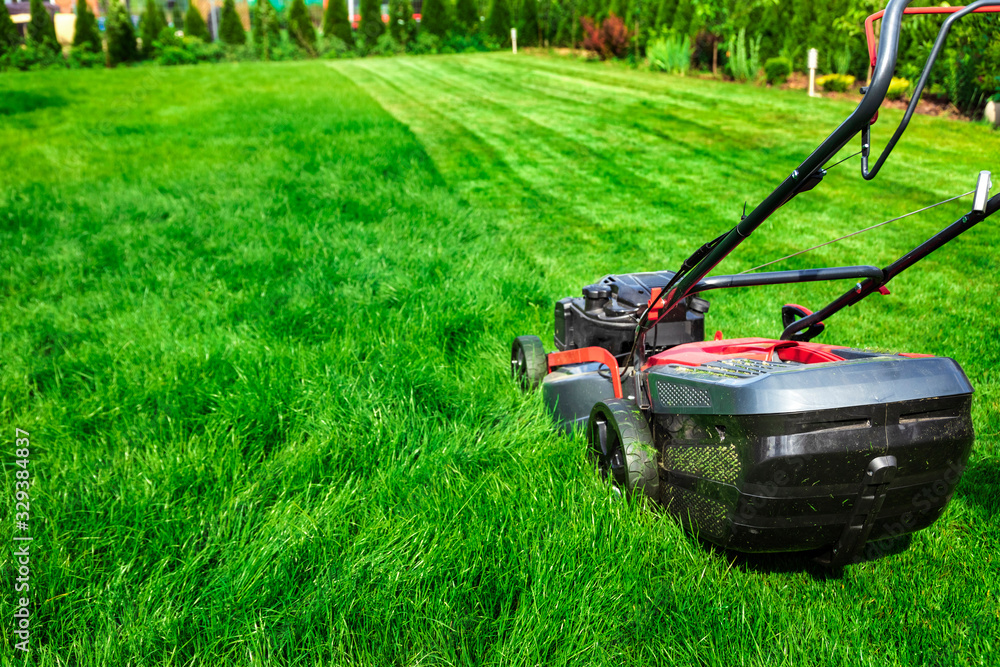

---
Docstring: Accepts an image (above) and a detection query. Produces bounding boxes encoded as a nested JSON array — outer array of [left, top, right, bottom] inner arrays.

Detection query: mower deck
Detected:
[[541, 338, 974, 557]]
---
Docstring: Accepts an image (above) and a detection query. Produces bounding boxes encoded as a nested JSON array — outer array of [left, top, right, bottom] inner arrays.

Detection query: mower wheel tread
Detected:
[[511, 335, 547, 391], [588, 399, 660, 502]]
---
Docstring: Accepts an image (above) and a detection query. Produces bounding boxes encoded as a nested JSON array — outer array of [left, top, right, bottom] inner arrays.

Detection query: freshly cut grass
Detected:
[[0, 54, 997, 665]]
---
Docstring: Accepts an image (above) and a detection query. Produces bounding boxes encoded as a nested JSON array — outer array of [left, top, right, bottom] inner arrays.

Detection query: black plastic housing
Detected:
[[555, 272, 709, 356], [540, 350, 974, 559]]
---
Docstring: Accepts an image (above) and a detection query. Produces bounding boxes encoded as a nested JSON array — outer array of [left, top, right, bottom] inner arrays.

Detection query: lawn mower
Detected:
[[511, 0, 999, 565]]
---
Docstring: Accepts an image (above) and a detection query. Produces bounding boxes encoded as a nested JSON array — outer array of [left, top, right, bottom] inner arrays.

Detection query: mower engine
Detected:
[[555, 272, 709, 356]]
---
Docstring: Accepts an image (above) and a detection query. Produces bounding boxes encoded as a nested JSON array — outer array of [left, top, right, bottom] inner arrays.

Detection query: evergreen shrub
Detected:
[[220, 0, 247, 45], [289, 0, 317, 53], [72, 0, 102, 53], [185, 2, 211, 42], [764, 56, 791, 85], [886, 76, 910, 101], [107, 0, 139, 65], [322, 0, 354, 46]]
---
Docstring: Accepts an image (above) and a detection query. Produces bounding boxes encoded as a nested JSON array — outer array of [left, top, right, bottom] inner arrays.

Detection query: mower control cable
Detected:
[[738, 189, 976, 274], [618, 229, 729, 375], [823, 150, 862, 173]]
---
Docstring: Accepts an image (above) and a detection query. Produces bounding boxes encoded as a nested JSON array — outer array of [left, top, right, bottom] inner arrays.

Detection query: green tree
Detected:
[[783, 0, 812, 69], [519, 0, 539, 46], [253, 0, 281, 55], [220, 0, 246, 45], [420, 0, 448, 38], [28, 0, 60, 53], [653, 0, 676, 32], [288, 0, 317, 52], [753, 1, 783, 63], [171, 4, 184, 28], [73, 0, 102, 53], [587, 0, 606, 23], [140, 0, 167, 58], [552, 0, 573, 46], [358, 0, 384, 46], [607, 0, 625, 21], [692, 1, 727, 75], [669, 0, 693, 36], [107, 0, 139, 64], [389, 0, 416, 45], [537, 0, 553, 43], [455, 0, 478, 32], [185, 1, 211, 41], [322, 0, 354, 46], [487, 0, 511, 44], [0, 1, 22, 58]]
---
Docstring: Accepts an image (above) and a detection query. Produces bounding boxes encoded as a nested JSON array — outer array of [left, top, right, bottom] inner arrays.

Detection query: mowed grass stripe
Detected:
[[336, 54, 989, 278], [340, 55, 758, 238], [342, 56, 664, 223]]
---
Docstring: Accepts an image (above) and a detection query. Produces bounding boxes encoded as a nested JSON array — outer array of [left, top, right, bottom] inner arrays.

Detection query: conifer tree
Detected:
[[783, 0, 812, 68], [537, 0, 551, 43], [388, 0, 403, 41], [288, 0, 316, 51], [322, 0, 354, 46], [420, 0, 448, 38], [171, 4, 183, 28], [669, 0, 692, 36], [220, 0, 246, 44], [358, 0, 384, 46], [253, 0, 281, 55], [519, 0, 539, 46], [73, 0, 102, 52], [185, 1, 211, 41], [810, 1, 834, 68], [107, 0, 139, 64], [487, 0, 511, 43], [140, 0, 167, 58], [28, 0, 60, 52], [0, 1, 22, 57], [455, 0, 477, 32], [553, 0, 572, 46], [388, 0, 416, 45], [653, 0, 675, 32]]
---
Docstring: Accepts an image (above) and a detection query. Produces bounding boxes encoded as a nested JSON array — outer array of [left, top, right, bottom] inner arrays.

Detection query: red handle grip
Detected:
[[865, 5, 1000, 68]]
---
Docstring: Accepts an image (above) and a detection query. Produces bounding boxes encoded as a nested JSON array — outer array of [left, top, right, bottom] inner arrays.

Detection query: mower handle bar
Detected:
[[864, 4, 1000, 69], [780, 190, 1000, 340], [643, 0, 998, 360], [654, 0, 917, 320], [691, 265, 885, 294], [861, 1, 1000, 180]]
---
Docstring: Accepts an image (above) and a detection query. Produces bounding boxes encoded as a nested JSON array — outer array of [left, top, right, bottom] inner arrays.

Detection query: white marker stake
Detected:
[[808, 48, 819, 98], [511, 28, 517, 54]]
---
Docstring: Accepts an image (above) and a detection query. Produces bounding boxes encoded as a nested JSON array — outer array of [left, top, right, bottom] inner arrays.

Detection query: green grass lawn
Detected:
[[1, 54, 998, 665]]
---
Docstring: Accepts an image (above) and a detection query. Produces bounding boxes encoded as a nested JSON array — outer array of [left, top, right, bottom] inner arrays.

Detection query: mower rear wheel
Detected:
[[587, 399, 660, 502], [511, 335, 547, 391]]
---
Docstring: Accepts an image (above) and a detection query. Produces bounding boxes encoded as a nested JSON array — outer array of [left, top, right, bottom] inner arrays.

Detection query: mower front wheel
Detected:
[[511, 335, 547, 391], [587, 399, 660, 502]]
